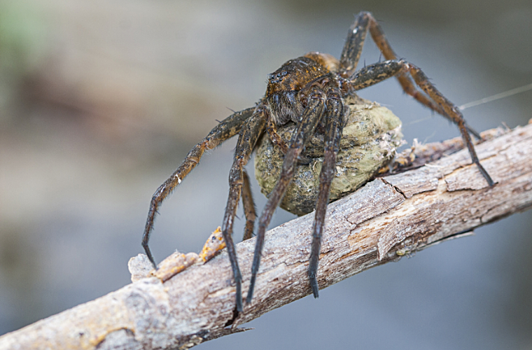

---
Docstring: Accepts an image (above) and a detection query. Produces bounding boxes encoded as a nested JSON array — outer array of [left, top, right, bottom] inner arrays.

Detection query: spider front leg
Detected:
[[349, 59, 494, 186], [142, 107, 254, 268], [308, 93, 345, 298], [246, 88, 326, 305], [222, 108, 266, 312]]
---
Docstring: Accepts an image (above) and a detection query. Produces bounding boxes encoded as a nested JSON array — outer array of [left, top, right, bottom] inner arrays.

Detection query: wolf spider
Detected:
[[142, 11, 494, 312]]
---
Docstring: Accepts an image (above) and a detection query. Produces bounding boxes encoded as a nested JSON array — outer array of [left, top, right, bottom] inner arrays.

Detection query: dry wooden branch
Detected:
[[1, 122, 532, 350]]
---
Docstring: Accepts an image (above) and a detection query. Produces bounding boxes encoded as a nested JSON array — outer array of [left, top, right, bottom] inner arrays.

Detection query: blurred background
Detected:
[[1, 0, 531, 348]]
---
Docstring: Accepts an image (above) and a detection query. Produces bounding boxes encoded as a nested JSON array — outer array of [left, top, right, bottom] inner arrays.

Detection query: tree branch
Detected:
[[1, 121, 532, 350]]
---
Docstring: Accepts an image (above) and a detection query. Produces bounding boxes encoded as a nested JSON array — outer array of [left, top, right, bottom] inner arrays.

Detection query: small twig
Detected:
[[1, 122, 532, 350]]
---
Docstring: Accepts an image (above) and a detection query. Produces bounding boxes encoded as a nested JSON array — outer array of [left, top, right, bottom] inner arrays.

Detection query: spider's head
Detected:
[[265, 52, 340, 126]]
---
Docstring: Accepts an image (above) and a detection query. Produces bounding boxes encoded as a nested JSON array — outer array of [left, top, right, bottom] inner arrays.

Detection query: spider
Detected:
[[141, 11, 494, 312]]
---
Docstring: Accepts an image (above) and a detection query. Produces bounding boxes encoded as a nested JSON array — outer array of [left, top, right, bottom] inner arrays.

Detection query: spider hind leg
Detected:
[[349, 59, 494, 186], [340, 11, 493, 186]]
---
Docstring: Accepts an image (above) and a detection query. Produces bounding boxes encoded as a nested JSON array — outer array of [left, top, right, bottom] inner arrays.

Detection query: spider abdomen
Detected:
[[255, 97, 403, 216]]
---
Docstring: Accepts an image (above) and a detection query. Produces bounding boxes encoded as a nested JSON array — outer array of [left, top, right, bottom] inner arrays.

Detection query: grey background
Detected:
[[1, 0, 531, 349]]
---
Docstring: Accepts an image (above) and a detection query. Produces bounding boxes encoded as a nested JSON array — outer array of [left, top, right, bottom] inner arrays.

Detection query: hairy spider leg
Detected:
[[142, 107, 255, 268], [338, 12, 368, 77], [222, 109, 266, 312], [246, 88, 326, 305], [341, 12, 444, 116], [348, 59, 494, 186], [308, 93, 345, 298], [241, 169, 257, 241], [341, 11, 481, 139], [350, 59, 412, 90], [409, 67, 494, 185]]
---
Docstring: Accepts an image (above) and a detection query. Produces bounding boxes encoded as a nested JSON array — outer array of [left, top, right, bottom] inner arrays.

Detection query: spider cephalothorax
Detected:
[[266, 52, 343, 126], [141, 11, 494, 312]]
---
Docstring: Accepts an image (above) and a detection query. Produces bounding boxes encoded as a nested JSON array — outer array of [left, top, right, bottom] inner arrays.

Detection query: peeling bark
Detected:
[[1, 122, 531, 350]]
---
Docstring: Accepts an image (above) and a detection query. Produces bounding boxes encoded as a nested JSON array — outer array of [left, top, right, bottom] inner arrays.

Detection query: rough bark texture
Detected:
[[1, 121, 532, 350]]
